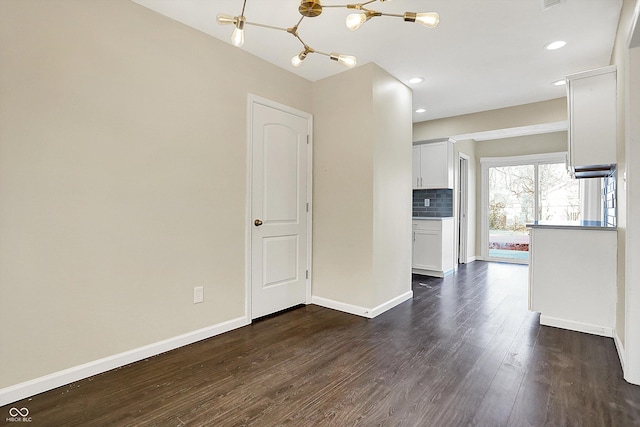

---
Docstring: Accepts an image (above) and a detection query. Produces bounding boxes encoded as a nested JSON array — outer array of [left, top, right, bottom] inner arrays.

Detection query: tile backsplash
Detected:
[[413, 189, 453, 217], [603, 171, 616, 227]]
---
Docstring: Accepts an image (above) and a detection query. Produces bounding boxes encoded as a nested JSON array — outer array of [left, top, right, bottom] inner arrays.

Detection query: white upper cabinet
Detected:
[[566, 65, 617, 177], [413, 139, 455, 189]]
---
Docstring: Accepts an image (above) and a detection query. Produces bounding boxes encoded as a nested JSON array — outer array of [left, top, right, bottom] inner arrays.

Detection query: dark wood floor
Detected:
[[3, 261, 640, 426]]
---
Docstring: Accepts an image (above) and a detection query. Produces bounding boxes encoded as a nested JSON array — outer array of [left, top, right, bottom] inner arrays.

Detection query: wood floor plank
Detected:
[[2, 261, 639, 426]]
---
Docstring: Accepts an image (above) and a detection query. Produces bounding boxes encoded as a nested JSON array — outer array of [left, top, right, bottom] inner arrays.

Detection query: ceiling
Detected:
[[132, 0, 622, 123]]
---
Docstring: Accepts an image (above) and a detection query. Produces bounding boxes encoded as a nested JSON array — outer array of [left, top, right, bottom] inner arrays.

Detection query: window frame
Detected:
[[480, 152, 570, 263]]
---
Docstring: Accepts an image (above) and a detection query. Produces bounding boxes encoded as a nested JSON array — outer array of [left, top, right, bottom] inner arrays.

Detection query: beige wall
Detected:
[[312, 67, 375, 306], [312, 63, 413, 309], [413, 98, 567, 142], [371, 66, 413, 306], [474, 132, 567, 159], [0, 0, 313, 388]]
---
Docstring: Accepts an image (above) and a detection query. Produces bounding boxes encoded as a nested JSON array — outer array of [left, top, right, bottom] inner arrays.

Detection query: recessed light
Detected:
[[415, 108, 427, 113], [553, 79, 566, 86], [409, 77, 424, 84], [545, 40, 567, 50]]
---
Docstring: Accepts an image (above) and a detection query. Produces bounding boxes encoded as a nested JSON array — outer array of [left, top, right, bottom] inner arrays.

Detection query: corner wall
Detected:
[[312, 63, 413, 315]]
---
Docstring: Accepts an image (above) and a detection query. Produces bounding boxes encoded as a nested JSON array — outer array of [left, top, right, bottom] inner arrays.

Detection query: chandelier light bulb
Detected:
[[216, 13, 236, 25], [405, 12, 439, 28], [291, 52, 307, 67], [231, 27, 245, 46], [231, 16, 246, 47], [291, 55, 303, 67], [415, 12, 440, 28], [345, 13, 368, 31], [331, 54, 357, 68]]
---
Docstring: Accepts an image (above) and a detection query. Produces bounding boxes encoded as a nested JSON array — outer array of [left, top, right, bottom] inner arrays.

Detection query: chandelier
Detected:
[[217, 0, 440, 69]]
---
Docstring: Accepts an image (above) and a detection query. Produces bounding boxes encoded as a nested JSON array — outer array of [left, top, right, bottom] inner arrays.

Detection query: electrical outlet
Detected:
[[193, 286, 204, 304], [424, 199, 430, 207]]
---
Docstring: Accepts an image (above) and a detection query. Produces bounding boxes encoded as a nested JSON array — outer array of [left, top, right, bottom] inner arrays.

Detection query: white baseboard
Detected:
[[369, 291, 413, 318], [0, 316, 249, 407], [312, 290, 413, 319], [540, 315, 614, 338], [614, 329, 626, 371]]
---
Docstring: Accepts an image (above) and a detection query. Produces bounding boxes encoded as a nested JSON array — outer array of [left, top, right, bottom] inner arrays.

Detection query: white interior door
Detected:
[[250, 101, 310, 319]]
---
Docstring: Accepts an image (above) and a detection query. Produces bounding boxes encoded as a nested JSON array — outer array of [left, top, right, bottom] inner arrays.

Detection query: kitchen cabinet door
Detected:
[[412, 219, 455, 277], [413, 229, 441, 271], [412, 146, 423, 189], [566, 66, 617, 175], [412, 140, 454, 189]]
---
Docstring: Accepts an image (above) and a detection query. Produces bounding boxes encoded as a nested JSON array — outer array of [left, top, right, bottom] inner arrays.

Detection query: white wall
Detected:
[[0, 0, 312, 390], [616, 0, 640, 385], [624, 33, 640, 384]]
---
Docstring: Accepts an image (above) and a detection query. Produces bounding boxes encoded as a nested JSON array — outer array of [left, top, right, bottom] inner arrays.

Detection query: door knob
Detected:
[[254, 219, 263, 227]]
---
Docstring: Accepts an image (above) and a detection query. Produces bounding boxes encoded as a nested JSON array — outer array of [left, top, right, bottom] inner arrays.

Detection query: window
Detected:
[[481, 153, 585, 264]]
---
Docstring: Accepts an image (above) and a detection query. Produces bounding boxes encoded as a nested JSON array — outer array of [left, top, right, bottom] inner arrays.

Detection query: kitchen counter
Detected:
[[528, 225, 617, 337], [412, 217, 454, 220], [526, 220, 616, 230]]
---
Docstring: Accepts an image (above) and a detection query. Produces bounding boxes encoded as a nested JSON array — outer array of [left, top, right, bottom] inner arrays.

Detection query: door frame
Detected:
[[245, 94, 313, 321], [458, 153, 470, 264]]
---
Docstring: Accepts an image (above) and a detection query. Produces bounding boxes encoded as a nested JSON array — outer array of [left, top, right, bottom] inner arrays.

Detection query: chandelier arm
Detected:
[[292, 32, 310, 49], [240, 0, 247, 16], [244, 21, 290, 32], [379, 12, 403, 19], [322, 0, 377, 8]]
